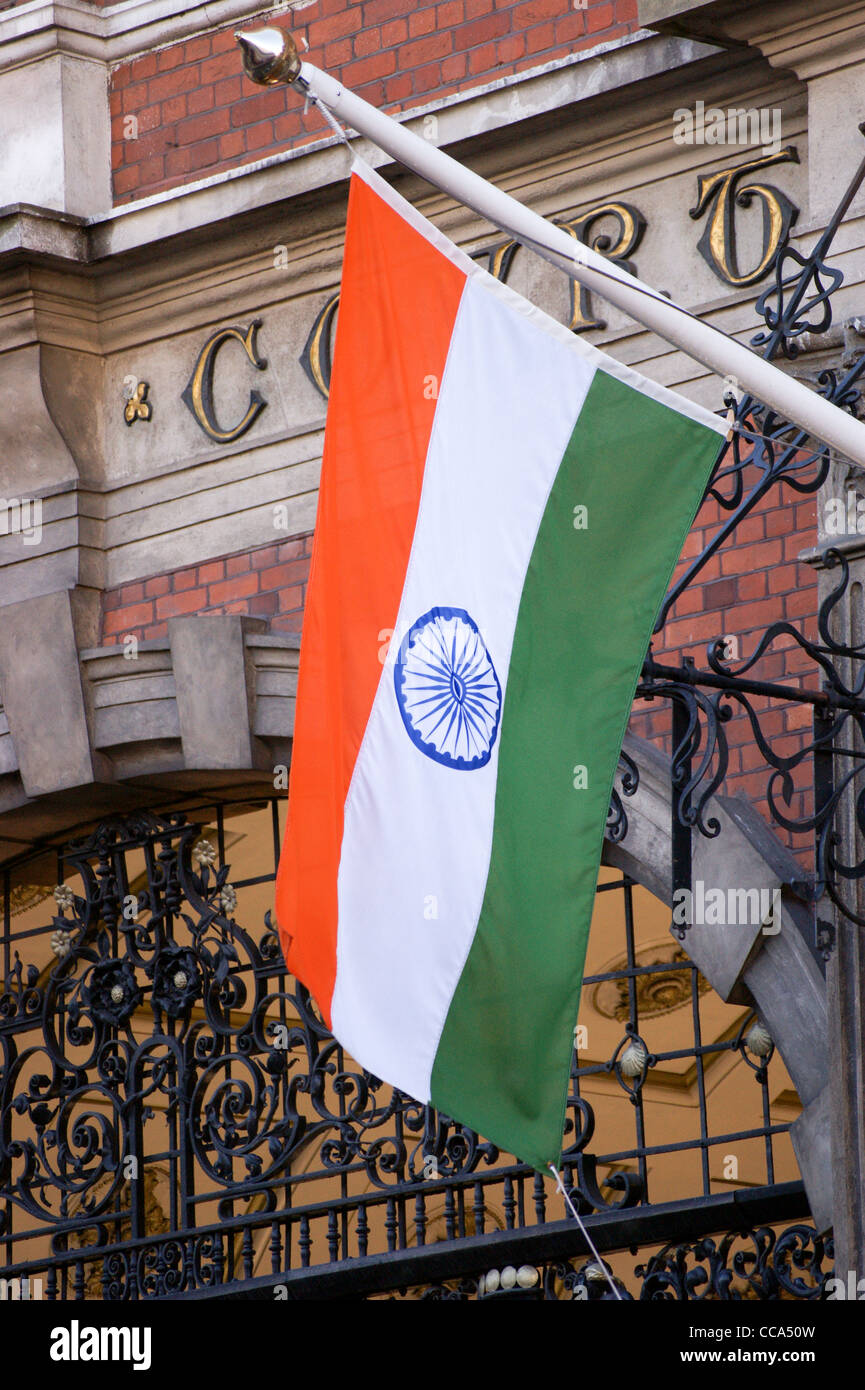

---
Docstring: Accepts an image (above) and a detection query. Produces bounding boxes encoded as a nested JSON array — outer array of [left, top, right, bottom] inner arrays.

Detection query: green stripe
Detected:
[[429, 368, 721, 1170]]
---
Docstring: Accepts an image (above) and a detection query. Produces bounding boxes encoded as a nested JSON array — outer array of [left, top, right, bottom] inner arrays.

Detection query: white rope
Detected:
[[548, 1163, 623, 1301], [304, 84, 355, 158]]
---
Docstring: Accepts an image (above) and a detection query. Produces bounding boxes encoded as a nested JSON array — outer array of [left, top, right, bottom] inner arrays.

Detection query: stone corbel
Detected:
[[0, 589, 107, 799], [0, 609, 298, 850], [169, 614, 272, 773]]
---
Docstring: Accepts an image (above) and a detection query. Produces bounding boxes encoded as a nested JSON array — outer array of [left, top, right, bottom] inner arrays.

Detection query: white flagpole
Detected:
[[236, 28, 865, 467]]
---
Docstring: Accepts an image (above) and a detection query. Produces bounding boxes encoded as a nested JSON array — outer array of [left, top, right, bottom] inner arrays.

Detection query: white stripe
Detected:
[[331, 275, 596, 1101], [351, 158, 726, 440]]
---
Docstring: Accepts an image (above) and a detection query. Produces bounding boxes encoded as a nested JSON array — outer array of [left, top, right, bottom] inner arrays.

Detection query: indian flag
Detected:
[[276, 159, 725, 1170]]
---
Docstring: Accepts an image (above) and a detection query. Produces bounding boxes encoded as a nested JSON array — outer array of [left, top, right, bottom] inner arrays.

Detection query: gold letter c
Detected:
[[182, 320, 267, 443]]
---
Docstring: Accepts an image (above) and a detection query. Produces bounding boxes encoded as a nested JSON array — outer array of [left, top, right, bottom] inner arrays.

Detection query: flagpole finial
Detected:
[[235, 27, 302, 86]]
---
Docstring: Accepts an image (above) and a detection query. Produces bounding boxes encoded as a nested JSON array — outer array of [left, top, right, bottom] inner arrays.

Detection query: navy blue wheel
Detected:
[[394, 607, 502, 770]]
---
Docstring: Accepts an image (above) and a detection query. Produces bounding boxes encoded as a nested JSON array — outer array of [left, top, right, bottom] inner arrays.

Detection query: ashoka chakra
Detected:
[[394, 607, 502, 770]]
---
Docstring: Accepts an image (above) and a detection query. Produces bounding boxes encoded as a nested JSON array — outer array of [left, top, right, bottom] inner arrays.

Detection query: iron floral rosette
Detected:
[[147, 941, 203, 1019], [84, 958, 143, 1028]]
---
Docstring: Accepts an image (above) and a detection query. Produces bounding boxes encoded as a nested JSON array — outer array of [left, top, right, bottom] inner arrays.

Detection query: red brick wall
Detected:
[[101, 533, 312, 643], [109, 0, 638, 203], [629, 479, 817, 846]]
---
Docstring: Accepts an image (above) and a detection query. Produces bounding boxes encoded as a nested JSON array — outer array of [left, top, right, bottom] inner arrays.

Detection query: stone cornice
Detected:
[[0, 0, 296, 69], [0, 203, 87, 261], [640, 0, 865, 79], [0, 31, 729, 266], [723, 0, 865, 82]]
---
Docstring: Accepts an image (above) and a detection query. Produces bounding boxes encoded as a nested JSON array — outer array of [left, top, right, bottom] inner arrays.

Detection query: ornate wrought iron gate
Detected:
[[0, 799, 827, 1300]]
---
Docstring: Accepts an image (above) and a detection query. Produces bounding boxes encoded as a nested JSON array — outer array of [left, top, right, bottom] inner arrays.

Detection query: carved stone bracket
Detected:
[[0, 602, 297, 863]]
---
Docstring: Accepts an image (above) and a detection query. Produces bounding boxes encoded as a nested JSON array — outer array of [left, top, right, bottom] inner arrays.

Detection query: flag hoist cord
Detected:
[[549, 1164, 624, 1300]]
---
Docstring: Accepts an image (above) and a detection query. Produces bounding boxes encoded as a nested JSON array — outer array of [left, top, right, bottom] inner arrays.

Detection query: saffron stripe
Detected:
[[275, 169, 466, 1021]]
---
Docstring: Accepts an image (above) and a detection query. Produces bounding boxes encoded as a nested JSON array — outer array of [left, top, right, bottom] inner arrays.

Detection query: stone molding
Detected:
[[0, 0, 289, 70], [0, 44, 805, 597], [640, 0, 864, 71]]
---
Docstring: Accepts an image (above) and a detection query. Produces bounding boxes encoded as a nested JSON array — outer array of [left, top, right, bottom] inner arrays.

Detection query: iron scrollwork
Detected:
[[380, 1221, 831, 1300], [1, 807, 512, 1297], [637, 1224, 831, 1301], [0, 802, 797, 1298], [641, 132, 865, 952]]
